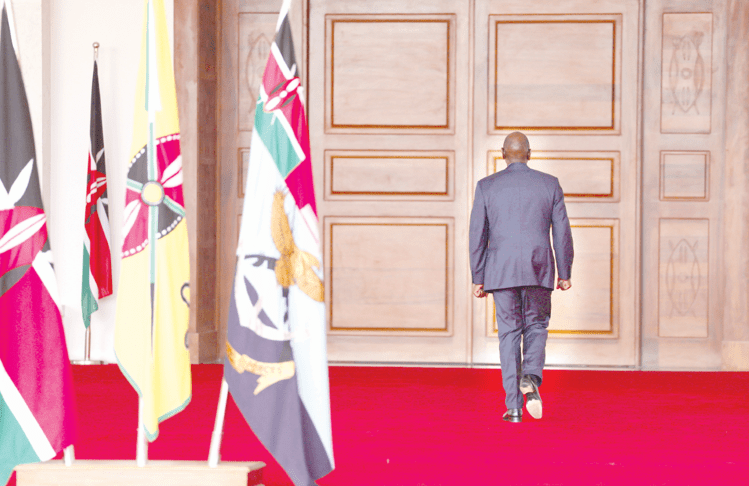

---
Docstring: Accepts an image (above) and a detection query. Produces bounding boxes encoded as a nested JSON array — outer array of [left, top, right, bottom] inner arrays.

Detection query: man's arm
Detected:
[[469, 182, 489, 298], [550, 180, 573, 288]]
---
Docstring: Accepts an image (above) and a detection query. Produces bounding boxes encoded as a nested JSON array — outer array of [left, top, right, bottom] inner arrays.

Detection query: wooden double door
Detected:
[[218, 0, 727, 368]]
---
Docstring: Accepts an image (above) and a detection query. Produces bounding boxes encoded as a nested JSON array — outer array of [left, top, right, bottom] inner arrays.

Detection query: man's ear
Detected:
[[527, 149, 532, 161]]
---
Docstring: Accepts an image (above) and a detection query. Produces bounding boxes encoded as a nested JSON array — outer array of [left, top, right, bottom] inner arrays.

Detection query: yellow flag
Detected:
[[114, 0, 190, 441]]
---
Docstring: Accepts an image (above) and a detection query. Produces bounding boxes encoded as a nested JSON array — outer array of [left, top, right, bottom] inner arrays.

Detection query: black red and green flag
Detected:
[[81, 58, 112, 328], [0, 1, 77, 482]]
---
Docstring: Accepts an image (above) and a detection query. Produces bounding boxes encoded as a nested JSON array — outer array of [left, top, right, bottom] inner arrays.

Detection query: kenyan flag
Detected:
[[81, 58, 112, 329], [0, 1, 76, 482]]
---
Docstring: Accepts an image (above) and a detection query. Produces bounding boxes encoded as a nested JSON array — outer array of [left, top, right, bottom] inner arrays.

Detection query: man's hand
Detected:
[[557, 279, 571, 291], [473, 284, 488, 298]]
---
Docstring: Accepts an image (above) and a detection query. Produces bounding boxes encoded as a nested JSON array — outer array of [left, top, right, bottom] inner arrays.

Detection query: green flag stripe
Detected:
[[127, 179, 143, 192], [0, 396, 41, 484], [254, 101, 302, 178], [81, 246, 99, 329], [163, 196, 185, 217]]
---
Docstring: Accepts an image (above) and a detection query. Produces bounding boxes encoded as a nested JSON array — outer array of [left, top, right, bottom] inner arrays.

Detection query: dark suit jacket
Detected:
[[469, 162, 573, 291]]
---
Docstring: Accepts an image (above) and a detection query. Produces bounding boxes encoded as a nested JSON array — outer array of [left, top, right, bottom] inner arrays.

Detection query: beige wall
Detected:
[[17, 0, 174, 363]]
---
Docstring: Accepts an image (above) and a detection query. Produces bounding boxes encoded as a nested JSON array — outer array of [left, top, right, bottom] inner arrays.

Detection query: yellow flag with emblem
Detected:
[[114, 0, 191, 441]]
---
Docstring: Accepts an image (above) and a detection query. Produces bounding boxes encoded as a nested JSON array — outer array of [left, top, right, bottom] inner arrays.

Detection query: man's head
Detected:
[[502, 132, 531, 164]]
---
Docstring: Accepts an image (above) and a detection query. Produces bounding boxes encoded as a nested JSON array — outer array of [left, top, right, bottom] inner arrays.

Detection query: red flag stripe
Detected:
[[0, 267, 76, 450], [85, 209, 113, 298], [261, 52, 316, 216]]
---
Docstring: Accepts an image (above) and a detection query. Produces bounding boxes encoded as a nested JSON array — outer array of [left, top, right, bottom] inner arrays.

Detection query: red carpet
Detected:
[[6, 365, 749, 485]]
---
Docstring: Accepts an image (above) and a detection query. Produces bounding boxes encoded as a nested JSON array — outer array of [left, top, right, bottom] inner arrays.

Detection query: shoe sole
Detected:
[[503, 416, 522, 423], [519, 382, 542, 419], [525, 398, 542, 419]]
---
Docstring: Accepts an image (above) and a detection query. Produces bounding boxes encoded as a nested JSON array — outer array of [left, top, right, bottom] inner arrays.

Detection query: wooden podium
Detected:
[[15, 460, 265, 486]]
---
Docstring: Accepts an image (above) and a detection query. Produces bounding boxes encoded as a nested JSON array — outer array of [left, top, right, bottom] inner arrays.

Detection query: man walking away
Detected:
[[469, 132, 574, 423]]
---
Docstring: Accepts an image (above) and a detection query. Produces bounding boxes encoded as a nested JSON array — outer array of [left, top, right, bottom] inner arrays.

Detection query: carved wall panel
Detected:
[[238, 13, 277, 131], [661, 13, 712, 134], [326, 217, 453, 335], [660, 151, 709, 200], [489, 219, 619, 338], [659, 219, 709, 338], [488, 151, 620, 202], [641, 0, 725, 369], [325, 15, 455, 133], [325, 150, 453, 201], [490, 14, 621, 133]]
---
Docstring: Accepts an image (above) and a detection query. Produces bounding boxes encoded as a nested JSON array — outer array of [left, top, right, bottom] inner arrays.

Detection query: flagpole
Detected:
[[83, 40, 102, 367], [136, 397, 148, 467], [86, 40, 100, 366], [73, 41, 105, 367], [84, 325, 93, 360], [207, 378, 229, 467], [63, 445, 75, 466], [72, 324, 104, 364]]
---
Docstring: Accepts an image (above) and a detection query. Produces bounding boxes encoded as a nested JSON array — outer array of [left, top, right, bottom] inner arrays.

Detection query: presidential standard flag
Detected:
[[81, 59, 112, 328], [0, 1, 76, 482], [224, 1, 334, 484], [114, 0, 191, 442]]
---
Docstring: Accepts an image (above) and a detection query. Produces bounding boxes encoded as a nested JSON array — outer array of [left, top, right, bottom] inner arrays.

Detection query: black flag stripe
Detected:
[[0, 6, 43, 211], [90, 60, 109, 217], [274, 15, 297, 74]]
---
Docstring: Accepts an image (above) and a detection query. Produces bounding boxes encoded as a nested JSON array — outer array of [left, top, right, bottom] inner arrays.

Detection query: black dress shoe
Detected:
[[502, 408, 522, 423], [519, 375, 542, 419]]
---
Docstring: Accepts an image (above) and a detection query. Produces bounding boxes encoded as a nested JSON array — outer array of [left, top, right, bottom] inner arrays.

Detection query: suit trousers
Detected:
[[492, 287, 551, 409]]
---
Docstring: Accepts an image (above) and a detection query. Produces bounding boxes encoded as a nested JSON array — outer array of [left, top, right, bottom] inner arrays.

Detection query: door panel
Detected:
[[472, 0, 642, 367], [214, 0, 735, 368], [309, 0, 471, 363]]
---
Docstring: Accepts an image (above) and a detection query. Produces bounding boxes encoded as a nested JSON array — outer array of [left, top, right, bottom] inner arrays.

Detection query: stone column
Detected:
[[175, 0, 220, 363], [722, 0, 749, 370]]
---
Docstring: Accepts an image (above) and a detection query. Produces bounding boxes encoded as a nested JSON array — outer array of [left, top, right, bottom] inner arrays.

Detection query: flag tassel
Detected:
[[207, 378, 229, 468], [136, 397, 148, 467]]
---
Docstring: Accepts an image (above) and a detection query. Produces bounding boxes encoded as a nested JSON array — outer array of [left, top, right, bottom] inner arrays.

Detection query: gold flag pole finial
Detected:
[[93, 42, 99, 61]]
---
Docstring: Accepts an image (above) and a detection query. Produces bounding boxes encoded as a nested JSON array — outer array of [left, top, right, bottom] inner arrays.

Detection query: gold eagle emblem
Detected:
[[271, 191, 324, 302]]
